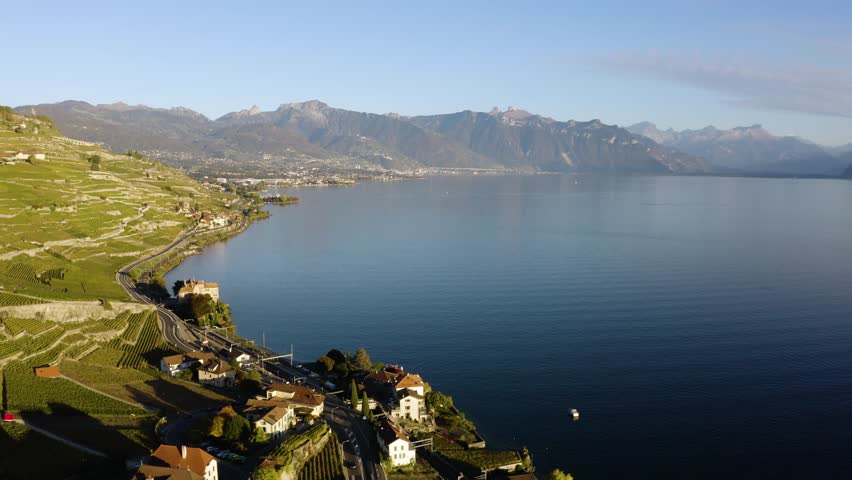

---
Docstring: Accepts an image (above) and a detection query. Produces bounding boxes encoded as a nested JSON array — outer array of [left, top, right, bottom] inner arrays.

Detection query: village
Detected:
[[121, 278, 535, 480]]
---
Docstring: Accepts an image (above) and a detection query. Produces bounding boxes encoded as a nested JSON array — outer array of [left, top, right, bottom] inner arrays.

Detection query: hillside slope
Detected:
[[0, 106, 238, 302]]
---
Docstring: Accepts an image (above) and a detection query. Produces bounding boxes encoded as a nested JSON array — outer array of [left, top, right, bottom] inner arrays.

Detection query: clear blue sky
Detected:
[[4, 0, 852, 145]]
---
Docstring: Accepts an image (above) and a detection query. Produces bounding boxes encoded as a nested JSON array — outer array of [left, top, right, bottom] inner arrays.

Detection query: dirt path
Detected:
[[11, 418, 109, 458], [59, 375, 156, 413]]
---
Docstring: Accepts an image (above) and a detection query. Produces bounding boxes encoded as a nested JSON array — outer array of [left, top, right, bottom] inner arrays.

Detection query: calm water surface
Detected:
[[167, 175, 852, 479]]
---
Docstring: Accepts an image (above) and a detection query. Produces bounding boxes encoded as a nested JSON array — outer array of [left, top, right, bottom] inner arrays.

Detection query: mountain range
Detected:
[[626, 122, 850, 176], [15, 101, 852, 177], [16, 101, 704, 175]]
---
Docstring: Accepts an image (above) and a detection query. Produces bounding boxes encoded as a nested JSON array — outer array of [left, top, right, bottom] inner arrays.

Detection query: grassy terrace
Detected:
[[0, 108, 237, 302], [0, 108, 244, 477]]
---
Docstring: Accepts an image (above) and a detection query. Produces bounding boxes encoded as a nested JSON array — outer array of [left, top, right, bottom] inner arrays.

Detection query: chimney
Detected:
[[181, 445, 188, 459]]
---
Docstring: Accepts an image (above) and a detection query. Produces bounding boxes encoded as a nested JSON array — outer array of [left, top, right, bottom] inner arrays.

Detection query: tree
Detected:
[[249, 426, 268, 445], [546, 470, 573, 480], [326, 349, 346, 366], [222, 414, 250, 444], [426, 391, 454, 411], [172, 280, 185, 297], [208, 415, 225, 438], [251, 466, 279, 480], [353, 347, 372, 371], [238, 369, 262, 395], [361, 391, 371, 419], [350, 379, 359, 410], [317, 355, 335, 374]]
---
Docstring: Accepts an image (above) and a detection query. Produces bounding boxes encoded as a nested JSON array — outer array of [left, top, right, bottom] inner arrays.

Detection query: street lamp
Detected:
[[330, 406, 341, 424]]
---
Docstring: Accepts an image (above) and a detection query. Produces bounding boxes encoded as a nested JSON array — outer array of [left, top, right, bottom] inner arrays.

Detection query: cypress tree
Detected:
[[361, 391, 370, 418], [350, 379, 359, 410]]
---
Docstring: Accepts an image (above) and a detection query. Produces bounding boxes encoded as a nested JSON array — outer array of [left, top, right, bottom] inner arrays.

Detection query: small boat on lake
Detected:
[[570, 408, 580, 420]]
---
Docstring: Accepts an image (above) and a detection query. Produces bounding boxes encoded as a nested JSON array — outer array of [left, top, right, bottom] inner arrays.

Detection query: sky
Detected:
[[4, 0, 852, 145]]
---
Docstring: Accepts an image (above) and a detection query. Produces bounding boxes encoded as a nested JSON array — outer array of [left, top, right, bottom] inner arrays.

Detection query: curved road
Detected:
[[116, 222, 235, 353]]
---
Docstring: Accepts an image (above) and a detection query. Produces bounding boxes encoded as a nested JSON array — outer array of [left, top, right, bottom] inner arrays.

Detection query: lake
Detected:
[[166, 174, 852, 479]]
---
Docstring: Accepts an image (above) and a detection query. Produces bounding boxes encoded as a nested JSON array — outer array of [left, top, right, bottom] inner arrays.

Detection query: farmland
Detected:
[[0, 109, 254, 476], [299, 434, 345, 480], [0, 108, 239, 303], [0, 421, 116, 479]]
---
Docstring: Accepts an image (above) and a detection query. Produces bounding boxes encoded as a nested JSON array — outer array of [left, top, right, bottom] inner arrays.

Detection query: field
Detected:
[[0, 109, 238, 302], [62, 359, 237, 413], [298, 433, 345, 480], [0, 109, 249, 472], [0, 421, 119, 479]]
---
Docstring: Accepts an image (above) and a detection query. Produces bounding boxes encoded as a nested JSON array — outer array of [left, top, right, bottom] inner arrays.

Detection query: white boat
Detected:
[[570, 408, 580, 420]]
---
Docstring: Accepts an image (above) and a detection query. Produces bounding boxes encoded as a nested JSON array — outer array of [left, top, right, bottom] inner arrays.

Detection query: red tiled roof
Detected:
[[394, 373, 424, 390], [366, 370, 399, 384], [378, 418, 410, 445], [266, 383, 325, 406], [150, 444, 214, 478], [161, 351, 215, 366]]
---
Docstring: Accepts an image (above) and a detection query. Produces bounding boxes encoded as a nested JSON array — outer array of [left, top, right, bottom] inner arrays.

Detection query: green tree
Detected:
[[172, 280, 185, 297], [222, 414, 250, 444], [251, 466, 279, 480], [249, 426, 268, 445], [361, 391, 371, 419], [326, 349, 346, 365], [350, 379, 359, 409], [426, 391, 454, 411], [546, 470, 573, 480], [239, 369, 262, 395], [208, 415, 225, 438], [353, 347, 372, 371], [317, 355, 335, 374]]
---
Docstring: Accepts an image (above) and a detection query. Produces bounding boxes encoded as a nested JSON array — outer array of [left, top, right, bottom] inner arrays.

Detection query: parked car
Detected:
[[217, 450, 232, 459], [2, 413, 14, 422], [344, 461, 357, 469], [205, 446, 219, 454]]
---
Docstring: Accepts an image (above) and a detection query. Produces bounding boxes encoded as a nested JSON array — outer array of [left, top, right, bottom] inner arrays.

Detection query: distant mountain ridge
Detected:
[[409, 109, 703, 173], [627, 122, 848, 176], [17, 101, 705, 175]]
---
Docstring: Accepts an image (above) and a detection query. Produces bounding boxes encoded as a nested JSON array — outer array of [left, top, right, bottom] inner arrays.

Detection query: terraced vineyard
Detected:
[[0, 291, 44, 306], [0, 108, 238, 303], [299, 435, 345, 480], [0, 108, 244, 477], [105, 311, 175, 368]]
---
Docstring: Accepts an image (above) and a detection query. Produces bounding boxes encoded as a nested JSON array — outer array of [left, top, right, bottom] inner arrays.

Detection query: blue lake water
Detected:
[[167, 174, 852, 479]]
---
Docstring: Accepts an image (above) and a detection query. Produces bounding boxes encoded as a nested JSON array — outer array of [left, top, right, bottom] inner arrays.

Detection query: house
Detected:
[[177, 279, 220, 302], [242, 399, 295, 439], [133, 464, 204, 480], [390, 388, 428, 422], [393, 372, 425, 396], [160, 351, 215, 376], [264, 383, 326, 416], [34, 365, 61, 378], [148, 444, 218, 480], [377, 418, 415, 467], [218, 347, 253, 367], [197, 358, 235, 388]]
